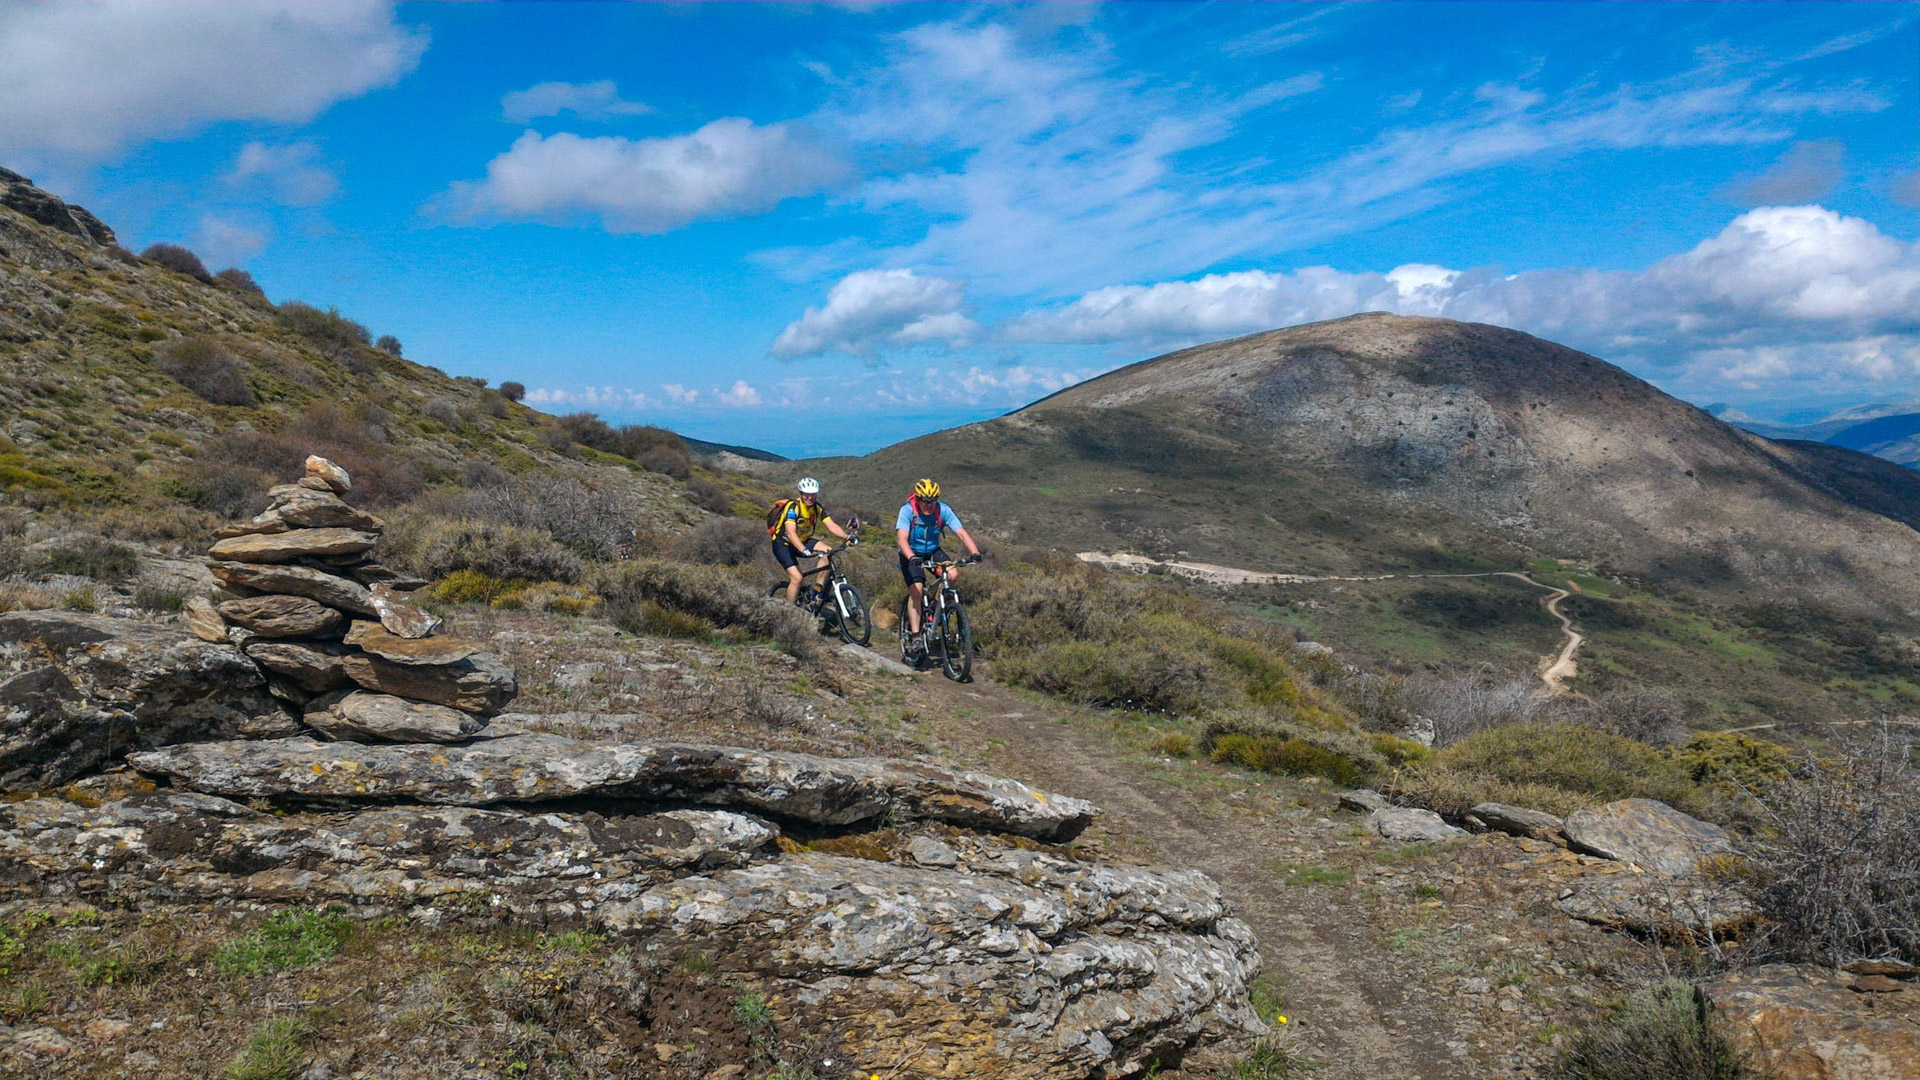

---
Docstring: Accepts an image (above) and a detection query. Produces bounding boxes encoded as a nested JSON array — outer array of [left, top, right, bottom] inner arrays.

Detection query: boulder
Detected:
[[1471, 801, 1566, 842], [208, 527, 378, 564], [266, 487, 381, 532], [1368, 806, 1466, 842], [600, 851, 1265, 1077], [304, 690, 485, 744], [0, 791, 775, 909], [127, 733, 1101, 840], [305, 455, 351, 494], [1554, 870, 1756, 938], [0, 611, 295, 788], [1339, 789, 1391, 813], [342, 621, 479, 665], [242, 640, 355, 693], [1702, 965, 1920, 1080], [183, 596, 228, 643], [340, 650, 517, 715], [369, 583, 440, 637], [209, 562, 377, 616], [217, 595, 345, 639], [1562, 798, 1731, 876]]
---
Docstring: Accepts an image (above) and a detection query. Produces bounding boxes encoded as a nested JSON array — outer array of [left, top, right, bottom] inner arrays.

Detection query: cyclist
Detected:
[[773, 478, 854, 606], [895, 478, 982, 661]]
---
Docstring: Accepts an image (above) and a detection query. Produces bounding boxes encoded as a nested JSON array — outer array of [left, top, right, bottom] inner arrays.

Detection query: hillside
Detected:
[[0, 168, 767, 549], [816, 314, 1920, 726], [1717, 401, 1920, 470]]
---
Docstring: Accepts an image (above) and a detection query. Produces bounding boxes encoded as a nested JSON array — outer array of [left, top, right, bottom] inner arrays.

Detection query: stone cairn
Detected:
[[182, 455, 516, 743]]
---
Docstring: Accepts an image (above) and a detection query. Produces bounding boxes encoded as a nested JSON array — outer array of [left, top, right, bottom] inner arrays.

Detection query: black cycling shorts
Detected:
[[900, 548, 947, 586], [772, 538, 816, 570]]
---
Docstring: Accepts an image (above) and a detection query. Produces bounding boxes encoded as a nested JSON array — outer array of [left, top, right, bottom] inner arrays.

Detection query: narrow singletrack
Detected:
[[1077, 552, 1585, 693]]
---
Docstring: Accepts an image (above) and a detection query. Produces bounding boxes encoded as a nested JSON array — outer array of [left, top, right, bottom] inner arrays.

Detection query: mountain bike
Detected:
[[898, 554, 979, 681], [768, 538, 871, 646]]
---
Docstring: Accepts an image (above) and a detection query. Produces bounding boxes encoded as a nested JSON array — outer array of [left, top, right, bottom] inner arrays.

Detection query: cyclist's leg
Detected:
[[773, 540, 804, 603], [899, 552, 927, 635]]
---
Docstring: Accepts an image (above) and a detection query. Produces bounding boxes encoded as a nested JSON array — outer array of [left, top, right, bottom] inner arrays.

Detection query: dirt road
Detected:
[[1077, 552, 1584, 693]]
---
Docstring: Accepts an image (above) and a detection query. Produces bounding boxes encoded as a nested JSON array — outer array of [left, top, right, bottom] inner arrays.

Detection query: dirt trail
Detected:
[[903, 670, 1473, 1079], [1078, 552, 1583, 693]]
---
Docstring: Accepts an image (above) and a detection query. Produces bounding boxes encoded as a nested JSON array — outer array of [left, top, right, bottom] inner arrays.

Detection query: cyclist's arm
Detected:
[[782, 514, 808, 551], [824, 515, 851, 541], [952, 526, 981, 558], [896, 527, 917, 561]]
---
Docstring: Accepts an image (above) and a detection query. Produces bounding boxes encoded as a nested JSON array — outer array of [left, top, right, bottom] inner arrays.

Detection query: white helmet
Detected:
[[797, 477, 820, 494]]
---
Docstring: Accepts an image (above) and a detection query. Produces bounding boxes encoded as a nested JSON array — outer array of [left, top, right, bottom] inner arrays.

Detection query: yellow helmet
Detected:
[[912, 478, 941, 499]]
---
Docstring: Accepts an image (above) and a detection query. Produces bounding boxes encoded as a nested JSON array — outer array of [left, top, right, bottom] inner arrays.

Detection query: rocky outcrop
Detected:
[[339, 650, 516, 714], [604, 848, 1264, 1077], [1702, 965, 1919, 1080], [0, 611, 295, 788], [126, 734, 1100, 840], [1552, 870, 1755, 938], [0, 168, 116, 246], [1562, 798, 1731, 876]]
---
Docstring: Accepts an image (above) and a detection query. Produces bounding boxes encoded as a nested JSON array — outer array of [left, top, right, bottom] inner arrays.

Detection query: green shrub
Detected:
[[61, 589, 98, 612], [276, 300, 371, 359], [130, 584, 186, 612], [41, 536, 140, 580], [214, 267, 264, 295], [1210, 733, 1370, 787], [374, 334, 402, 356], [1674, 733, 1790, 788], [499, 381, 526, 402], [629, 600, 713, 638], [156, 335, 255, 406], [213, 910, 352, 977], [1558, 979, 1750, 1080], [427, 569, 525, 605], [225, 1017, 316, 1080]]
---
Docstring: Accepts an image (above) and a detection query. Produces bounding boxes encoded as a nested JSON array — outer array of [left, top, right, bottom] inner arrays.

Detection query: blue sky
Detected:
[[3, 1, 1915, 457]]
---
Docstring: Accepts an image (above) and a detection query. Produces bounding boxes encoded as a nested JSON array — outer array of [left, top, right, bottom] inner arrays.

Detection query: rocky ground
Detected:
[[1, 511, 1914, 1078]]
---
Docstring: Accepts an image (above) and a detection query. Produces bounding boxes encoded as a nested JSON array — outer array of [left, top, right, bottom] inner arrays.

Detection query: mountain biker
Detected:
[[895, 478, 982, 661], [773, 478, 854, 605]]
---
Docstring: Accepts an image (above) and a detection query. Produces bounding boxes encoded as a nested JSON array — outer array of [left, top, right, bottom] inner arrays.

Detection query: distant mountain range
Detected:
[[1707, 401, 1919, 469]]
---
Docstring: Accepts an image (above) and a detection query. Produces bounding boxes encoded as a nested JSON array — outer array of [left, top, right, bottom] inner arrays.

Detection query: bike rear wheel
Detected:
[[833, 581, 871, 646], [937, 600, 972, 682]]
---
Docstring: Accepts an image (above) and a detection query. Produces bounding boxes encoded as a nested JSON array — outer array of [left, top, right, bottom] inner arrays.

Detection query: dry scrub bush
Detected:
[[156, 336, 255, 407], [375, 334, 403, 357], [214, 267, 264, 296], [499, 381, 526, 403], [1557, 979, 1751, 1080], [381, 515, 584, 585], [37, 536, 140, 581], [968, 557, 1320, 717], [1741, 728, 1919, 966], [276, 300, 372, 360], [1402, 671, 1552, 747], [421, 398, 462, 429], [1390, 723, 1725, 820], [1576, 688, 1691, 747], [140, 243, 213, 284], [596, 558, 816, 660], [448, 474, 641, 561], [675, 516, 765, 567]]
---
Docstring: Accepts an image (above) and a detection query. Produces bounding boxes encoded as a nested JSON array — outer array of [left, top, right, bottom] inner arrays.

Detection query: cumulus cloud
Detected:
[[1724, 140, 1844, 205], [772, 269, 977, 358], [0, 1, 425, 166], [228, 141, 339, 206], [193, 214, 270, 265], [500, 80, 652, 124], [526, 386, 651, 411], [1010, 205, 1918, 391], [715, 380, 762, 407], [439, 120, 845, 233], [662, 384, 699, 405]]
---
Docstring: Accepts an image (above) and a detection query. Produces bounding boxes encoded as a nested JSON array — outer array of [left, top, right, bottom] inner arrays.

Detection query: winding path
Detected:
[[1076, 552, 1585, 693]]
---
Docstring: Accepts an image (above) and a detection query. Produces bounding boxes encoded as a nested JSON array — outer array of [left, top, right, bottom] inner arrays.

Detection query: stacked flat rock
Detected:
[[189, 455, 515, 744]]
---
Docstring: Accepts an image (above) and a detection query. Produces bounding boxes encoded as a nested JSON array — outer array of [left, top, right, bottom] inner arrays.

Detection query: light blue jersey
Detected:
[[896, 501, 963, 555]]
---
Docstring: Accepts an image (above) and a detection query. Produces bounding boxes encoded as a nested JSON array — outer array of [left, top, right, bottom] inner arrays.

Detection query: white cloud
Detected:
[[439, 120, 845, 233], [500, 80, 652, 124], [193, 213, 270, 265], [0, 1, 425, 166], [810, 18, 1892, 298], [1009, 205, 1919, 393], [525, 386, 651, 411], [662, 384, 699, 405], [716, 380, 763, 407], [228, 141, 339, 206], [772, 269, 977, 358]]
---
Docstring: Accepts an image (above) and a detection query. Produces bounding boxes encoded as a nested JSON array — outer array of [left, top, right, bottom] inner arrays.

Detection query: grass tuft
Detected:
[[213, 910, 353, 977]]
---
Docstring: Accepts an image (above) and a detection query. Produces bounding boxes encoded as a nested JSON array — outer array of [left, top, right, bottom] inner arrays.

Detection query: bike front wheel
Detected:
[[833, 581, 871, 646], [937, 601, 972, 682]]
